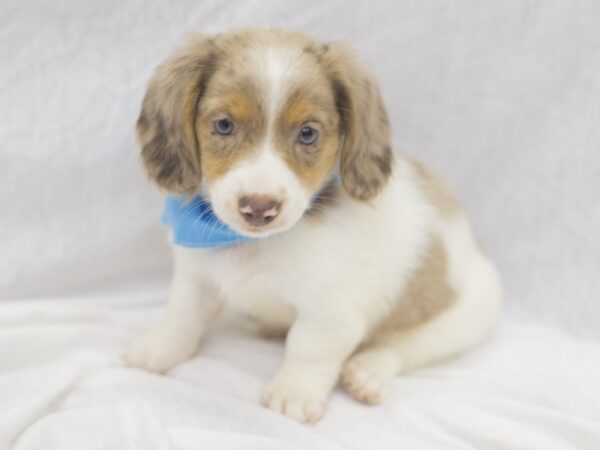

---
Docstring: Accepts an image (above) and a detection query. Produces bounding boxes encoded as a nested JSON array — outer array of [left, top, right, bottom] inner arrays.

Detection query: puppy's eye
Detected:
[[214, 118, 235, 135], [298, 126, 319, 145]]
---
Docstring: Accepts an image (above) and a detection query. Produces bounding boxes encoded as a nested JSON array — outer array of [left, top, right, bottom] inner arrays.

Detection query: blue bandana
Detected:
[[161, 195, 254, 248], [162, 177, 340, 249]]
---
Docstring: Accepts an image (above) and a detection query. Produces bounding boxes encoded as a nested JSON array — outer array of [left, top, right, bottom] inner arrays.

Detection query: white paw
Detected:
[[341, 351, 396, 405], [122, 324, 199, 374], [261, 373, 328, 423]]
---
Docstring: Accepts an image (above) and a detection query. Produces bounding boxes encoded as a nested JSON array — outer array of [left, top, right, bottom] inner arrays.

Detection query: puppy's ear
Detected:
[[137, 35, 217, 194], [321, 44, 393, 201]]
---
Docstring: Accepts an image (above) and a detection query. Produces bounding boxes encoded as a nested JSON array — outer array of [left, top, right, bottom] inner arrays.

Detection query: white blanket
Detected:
[[1, 291, 599, 449]]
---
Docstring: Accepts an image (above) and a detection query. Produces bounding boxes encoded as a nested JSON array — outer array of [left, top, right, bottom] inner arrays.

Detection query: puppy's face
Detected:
[[138, 29, 392, 237], [197, 42, 341, 236]]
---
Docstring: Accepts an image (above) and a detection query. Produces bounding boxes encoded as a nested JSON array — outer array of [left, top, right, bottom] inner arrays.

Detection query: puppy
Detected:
[[123, 28, 502, 423]]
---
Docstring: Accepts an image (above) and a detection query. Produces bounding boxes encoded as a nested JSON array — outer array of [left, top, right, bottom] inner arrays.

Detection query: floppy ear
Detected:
[[321, 44, 393, 201], [136, 35, 217, 194]]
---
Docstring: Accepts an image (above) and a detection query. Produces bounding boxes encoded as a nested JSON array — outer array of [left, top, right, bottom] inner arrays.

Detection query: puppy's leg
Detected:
[[343, 256, 501, 404], [123, 252, 220, 373], [262, 312, 366, 423]]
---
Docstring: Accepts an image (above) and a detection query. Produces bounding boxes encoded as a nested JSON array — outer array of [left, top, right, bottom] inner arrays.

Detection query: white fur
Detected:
[[262, 45, 295, 123], [123, 158, 502, 422], [208, 144, 310, 238]]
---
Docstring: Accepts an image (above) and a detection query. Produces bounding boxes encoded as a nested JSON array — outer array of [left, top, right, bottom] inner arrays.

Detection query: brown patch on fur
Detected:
[[196, 91, 266, 181], [281, 96, 320, 127], [196, 56, 268, 181], [274, 84, 340, 190], [137, 34, 217, 194], [217, 92, 256, 123], [280, 128, 340, 190], [319, 45, 394, 201], [197, 129, 260, 182], [409, 158, 460, 216], [375, 235, 456, 332]]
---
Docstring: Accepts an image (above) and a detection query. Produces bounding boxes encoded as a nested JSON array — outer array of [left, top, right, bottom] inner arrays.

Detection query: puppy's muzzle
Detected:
[[238, 195, 282, 227]]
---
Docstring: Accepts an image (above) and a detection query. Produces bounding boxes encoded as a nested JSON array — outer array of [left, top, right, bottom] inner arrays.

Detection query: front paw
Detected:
[[122, 324, 200, 374], [261, 372, 329, 423]]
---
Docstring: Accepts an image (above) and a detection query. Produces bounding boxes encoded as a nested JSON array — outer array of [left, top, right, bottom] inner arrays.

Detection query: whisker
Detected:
[[175, 199, 212, 228]]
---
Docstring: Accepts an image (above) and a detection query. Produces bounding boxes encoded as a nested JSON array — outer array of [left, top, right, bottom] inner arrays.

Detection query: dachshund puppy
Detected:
[[123, 28, 502, 423]]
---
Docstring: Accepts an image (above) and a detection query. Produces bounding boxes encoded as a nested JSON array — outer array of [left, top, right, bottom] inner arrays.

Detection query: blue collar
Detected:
[[162, 178, 340, 249], [162, 195, 253, 248]]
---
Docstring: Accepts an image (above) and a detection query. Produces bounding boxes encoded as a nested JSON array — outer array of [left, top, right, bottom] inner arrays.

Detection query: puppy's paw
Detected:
[[261, 373, 328, 423], [122, 324, 199, 374], [341, 350, 397, 405]]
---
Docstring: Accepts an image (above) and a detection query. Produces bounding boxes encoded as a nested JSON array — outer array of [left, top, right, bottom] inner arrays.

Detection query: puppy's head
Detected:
[[137, 29, 392, 237]]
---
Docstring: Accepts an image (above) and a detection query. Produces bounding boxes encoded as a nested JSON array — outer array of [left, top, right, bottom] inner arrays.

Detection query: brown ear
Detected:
[[136, 35, 217, 194], [321, 44, 393, 201]]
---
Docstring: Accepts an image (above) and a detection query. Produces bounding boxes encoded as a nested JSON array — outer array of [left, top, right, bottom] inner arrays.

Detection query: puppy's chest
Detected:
[[206, 245, 293, 306]]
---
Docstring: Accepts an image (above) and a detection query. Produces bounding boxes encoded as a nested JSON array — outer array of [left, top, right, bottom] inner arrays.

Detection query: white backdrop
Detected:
[[1, 0, 599, 337]]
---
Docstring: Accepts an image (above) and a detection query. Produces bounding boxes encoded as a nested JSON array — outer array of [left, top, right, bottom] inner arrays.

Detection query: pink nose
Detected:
[[238, 195, 281, 227]]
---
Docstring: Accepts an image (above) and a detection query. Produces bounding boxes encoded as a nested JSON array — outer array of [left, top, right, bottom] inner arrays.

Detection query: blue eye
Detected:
[[214, 118, 235, 135], [298, 126, 319, 145]]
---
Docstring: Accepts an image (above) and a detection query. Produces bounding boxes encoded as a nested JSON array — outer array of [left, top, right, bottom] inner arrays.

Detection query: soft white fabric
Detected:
[[1, 292, 599, 450], [2, 1, 600, 448]]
